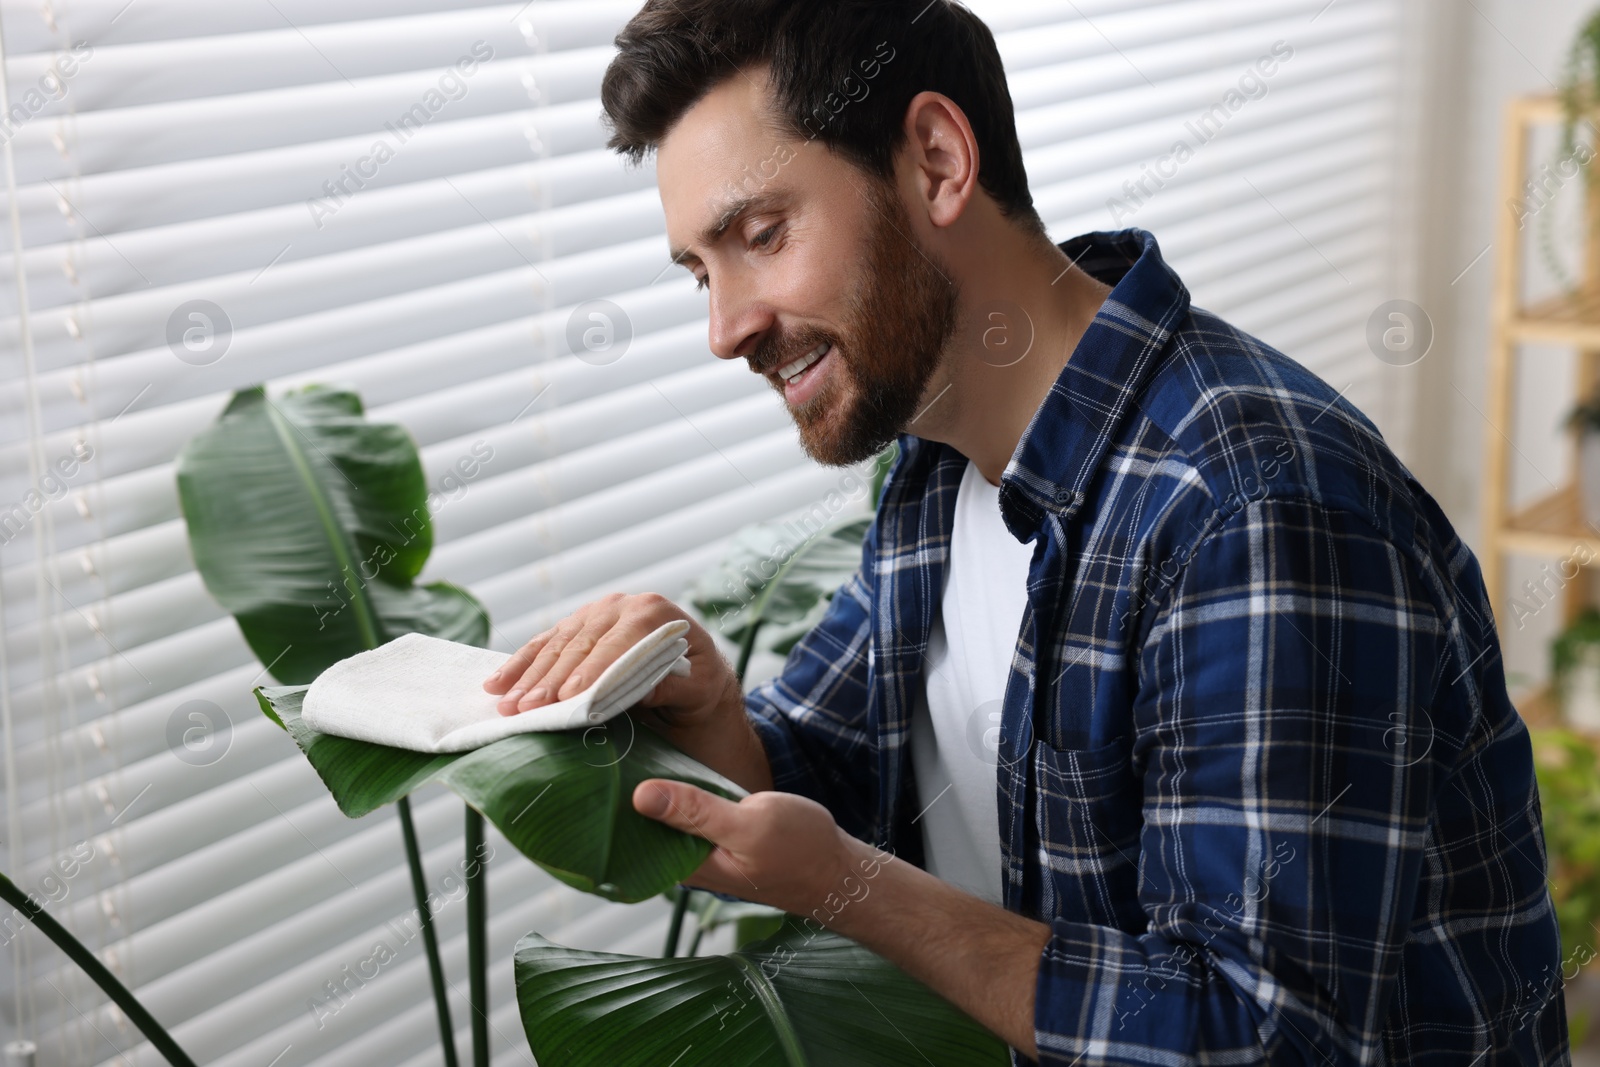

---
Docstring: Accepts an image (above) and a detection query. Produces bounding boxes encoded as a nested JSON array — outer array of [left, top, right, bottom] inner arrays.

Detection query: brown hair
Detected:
[[600, 0, 1047, 238]]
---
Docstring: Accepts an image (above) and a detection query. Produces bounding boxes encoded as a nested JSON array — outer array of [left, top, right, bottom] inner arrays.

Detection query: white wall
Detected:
[[1404, 0, 1596, 692]]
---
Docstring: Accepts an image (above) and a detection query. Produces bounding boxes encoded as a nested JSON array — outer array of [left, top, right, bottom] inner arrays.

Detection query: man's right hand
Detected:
[[481, 592, 774, 792]]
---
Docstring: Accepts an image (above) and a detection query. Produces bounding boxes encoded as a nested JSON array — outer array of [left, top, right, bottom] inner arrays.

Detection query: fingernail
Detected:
[[521, 686, 547, 709], [506, 688, 525, 702]]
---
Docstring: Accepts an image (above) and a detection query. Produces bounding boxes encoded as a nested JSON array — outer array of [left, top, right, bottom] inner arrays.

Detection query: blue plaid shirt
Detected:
[[744, 229, 1567, 1065]]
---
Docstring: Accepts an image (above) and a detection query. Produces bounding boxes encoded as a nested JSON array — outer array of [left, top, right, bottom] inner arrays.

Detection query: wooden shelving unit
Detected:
[[1481, 93, 1600, 722], [1502, 487, 1600, 559]]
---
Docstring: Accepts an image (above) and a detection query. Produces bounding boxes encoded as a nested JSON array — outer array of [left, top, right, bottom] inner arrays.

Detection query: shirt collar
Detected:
[[996, 227, 1191, 542]]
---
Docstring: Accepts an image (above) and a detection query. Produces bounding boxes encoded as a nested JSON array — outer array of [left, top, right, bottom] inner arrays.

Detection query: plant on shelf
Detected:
[[1560, 9, 1600, 172], [1542, 8, 1600, 291], [1530, 727, 1600, 1043], [1554, 608, 1600, 732], [1568, 392, 1600, 532]]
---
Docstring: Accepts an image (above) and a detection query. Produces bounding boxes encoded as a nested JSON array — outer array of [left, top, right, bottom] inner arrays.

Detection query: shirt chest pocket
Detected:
[[1030, 734, 1146, 931]]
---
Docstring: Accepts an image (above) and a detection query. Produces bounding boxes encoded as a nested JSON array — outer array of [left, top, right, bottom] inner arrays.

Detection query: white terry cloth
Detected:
[[301, 620, 692, 753]]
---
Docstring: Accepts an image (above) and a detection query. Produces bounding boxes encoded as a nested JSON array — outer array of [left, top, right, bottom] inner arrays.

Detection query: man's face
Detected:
[[657, 69, 960, 466]]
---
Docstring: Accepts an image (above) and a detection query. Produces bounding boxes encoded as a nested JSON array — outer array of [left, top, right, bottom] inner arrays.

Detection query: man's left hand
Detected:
[[632, 779, 871, 918], [633, 778, 1047, 1058]]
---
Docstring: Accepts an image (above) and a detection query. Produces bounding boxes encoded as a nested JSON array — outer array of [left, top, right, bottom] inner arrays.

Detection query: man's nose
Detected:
[[706, 277, 775, 362]]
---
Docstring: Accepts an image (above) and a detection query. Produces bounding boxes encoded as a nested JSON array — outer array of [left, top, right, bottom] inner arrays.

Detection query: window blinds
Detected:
[[0, 1, 1402, 1064]]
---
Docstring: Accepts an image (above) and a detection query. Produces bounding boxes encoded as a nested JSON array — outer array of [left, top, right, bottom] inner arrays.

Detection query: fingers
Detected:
[[490, 611, 600, 713], [493, 593, 685, 715], [633, 780, 741, 843], [489, 591, 710, 716], [548, 615, 665, 703], [640, 643, 735, 721], [483, 628, 553, 695], [505, 612, 613, 713]]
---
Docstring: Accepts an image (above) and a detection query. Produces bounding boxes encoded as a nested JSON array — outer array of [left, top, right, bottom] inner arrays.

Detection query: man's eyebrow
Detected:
[[667, 191, 784, 266]]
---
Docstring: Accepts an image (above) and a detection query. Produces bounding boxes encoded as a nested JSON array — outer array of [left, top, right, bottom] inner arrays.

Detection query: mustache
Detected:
[[749, 331, 835, 375]]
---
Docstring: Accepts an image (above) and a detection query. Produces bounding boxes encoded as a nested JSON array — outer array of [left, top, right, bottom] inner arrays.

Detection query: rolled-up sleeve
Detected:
[[1033, 497, 1462, 1065]]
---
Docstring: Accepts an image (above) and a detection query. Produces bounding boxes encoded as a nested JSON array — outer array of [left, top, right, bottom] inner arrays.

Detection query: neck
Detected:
[[910, 223, 1112, 487]]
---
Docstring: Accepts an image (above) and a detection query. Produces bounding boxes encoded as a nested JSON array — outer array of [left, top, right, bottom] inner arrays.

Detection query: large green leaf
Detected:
[[177, 384, 488, 683], [254, 685, 747, 903], [514, 917, 1009, 1066], [691, 443, 893, 666], [693, 514, 872, 662], [179, 383, 489, 1062]]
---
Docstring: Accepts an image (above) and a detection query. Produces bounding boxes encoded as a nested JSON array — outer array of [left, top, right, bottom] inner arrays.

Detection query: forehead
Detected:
[[656, 69, 803, 256]]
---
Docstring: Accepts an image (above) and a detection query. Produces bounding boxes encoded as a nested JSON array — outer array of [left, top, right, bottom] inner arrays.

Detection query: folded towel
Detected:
[[301, 620, 692, 753]]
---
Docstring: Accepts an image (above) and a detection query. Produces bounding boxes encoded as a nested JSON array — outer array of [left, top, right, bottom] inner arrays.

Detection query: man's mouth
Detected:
[[776, 341, 830, 382], [775, 342, 833, 405]]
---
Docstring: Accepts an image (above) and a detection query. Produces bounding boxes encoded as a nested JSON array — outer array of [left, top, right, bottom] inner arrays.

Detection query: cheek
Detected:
[[779, 232, 854, 311]]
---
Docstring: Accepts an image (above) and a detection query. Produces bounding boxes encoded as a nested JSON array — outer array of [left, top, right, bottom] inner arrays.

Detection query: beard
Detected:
[[752, 176, 960, 466]]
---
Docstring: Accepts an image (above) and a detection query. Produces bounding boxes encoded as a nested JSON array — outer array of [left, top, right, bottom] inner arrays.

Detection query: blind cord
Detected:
[[0, 2, 42, 1046]]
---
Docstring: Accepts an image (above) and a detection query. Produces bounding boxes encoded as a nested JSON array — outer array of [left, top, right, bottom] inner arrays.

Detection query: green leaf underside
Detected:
[[692, 515, 871, 655], [176, 385, 488, 684], [513, 918, 1009, 1066], [255, 686, 746, 903]]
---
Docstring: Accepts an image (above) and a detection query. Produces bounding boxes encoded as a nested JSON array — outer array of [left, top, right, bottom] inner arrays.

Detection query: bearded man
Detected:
[[482, 2, 1567, 1063]]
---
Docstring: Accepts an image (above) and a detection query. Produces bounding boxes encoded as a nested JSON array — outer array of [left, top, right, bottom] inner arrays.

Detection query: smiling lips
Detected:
[[775, 342, 833, 405], [777, 341, 830, 382]]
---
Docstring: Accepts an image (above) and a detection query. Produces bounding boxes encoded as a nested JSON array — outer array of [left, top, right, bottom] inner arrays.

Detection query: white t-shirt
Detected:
[[908, 458, 1034, 906]]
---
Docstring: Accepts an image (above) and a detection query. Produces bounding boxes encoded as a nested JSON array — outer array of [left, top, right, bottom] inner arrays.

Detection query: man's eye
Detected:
[[751, 225, 778, 248], [694, 275, 709, 293]]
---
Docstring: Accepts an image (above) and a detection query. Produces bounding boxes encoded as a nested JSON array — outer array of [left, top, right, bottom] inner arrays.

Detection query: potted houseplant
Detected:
[[185, 390, 999, 1066], [1559, 9, 1600, 179], [1568, 392, 1600, 530], [1556, 609, 1600, 732], [1541, 9, 1600, 290], [1530, 727, 1600, 1043], [178, 384, 492, 1066]]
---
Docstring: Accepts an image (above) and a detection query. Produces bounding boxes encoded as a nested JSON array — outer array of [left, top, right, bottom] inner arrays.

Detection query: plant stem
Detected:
[[686, 898, 722, 957], [663, 888, 691, 958], [466, 806, 489, 1067], [0, 872, 197, 1067], [734, 621, 762, 686], [398, 797, 458, 1067]]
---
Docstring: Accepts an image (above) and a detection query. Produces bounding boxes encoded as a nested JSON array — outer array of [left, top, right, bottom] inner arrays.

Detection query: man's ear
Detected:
[[902, 90, 979, 231]]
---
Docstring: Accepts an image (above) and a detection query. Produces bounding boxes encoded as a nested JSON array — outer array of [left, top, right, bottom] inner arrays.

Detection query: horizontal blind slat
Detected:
[[0, 2, 1402, 1061]]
